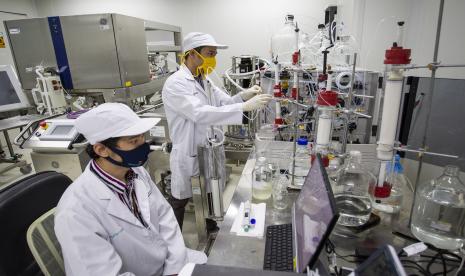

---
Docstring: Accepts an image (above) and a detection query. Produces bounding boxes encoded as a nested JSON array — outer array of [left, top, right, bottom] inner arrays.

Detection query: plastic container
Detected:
[[329, 35, 358, 67], [372, 155, 409, 213], [255, 124, 276, 158], [273, 170, 289, 210], [271, 14, 297, 65], [411, 165, 465, 250], [253, 157, 273, 200], [334, 151, 375, 227], [289, 137, 311, 186]]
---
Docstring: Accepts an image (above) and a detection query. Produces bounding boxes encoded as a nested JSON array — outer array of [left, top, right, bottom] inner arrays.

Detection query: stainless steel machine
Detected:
[[223, 55, 262, 162], [14, 116, 89, 180], [4, 13, 182, 104]]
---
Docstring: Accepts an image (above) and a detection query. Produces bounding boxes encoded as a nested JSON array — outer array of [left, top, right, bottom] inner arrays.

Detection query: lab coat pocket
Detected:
[[170, 149, 199, 198]]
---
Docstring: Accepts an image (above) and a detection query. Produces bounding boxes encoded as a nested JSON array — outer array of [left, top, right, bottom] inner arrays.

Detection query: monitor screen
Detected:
[[51, 125, 74, 135], [0, 71, 21, 106], [294, 155, 338, 272]]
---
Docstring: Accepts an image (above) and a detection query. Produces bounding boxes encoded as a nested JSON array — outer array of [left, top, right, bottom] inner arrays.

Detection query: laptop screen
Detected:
[[293, 154, 339, 273]]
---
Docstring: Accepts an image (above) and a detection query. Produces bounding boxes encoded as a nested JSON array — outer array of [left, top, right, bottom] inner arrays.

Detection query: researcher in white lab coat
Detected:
[[54, 103, 204, 276], [162, 32, 272, 229]]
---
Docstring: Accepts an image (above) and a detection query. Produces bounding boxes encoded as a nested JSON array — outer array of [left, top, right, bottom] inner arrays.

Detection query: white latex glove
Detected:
[[240, 85, 263, 101], [242, 94, 272, 112]]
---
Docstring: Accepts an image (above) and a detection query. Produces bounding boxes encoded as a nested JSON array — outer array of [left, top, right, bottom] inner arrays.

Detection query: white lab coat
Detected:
[[54, 164, 188, 276], [162, 65, 244, 199]]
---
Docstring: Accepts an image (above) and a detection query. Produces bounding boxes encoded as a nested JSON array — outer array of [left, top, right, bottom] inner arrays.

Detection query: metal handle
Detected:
[[135, 102, 164, 115], [71, 141, 89, 148], [13, 113, 63, 147]]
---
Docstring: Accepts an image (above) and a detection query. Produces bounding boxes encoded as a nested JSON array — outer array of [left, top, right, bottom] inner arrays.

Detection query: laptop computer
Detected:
[[263, 153, 340, 273]]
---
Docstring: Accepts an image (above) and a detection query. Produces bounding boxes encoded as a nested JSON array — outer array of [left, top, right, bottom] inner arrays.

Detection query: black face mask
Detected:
[[105, 142, 151, 168]]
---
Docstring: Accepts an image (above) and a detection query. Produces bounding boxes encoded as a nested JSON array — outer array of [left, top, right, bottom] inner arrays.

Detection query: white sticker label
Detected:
[[192, 187, 201, 195], [150, 126, 165, 138], [403, 242, 427, 256], [9, 28, 20, 34], [99, 25, 110, 31]]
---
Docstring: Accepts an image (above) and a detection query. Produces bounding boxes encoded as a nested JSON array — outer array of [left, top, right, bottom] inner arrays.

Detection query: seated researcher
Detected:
[[54, 103, 196, 276]]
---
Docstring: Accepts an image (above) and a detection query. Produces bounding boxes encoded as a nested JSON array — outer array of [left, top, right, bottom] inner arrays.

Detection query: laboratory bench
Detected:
[[207, 156, 460, 275]]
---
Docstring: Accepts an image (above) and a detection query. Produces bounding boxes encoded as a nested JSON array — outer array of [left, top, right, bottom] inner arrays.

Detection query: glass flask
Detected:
[[273, 170, 289, 210], [253, 157, 273, 200], [372, 155, 410, 214], [327, 157, 341, 188], [411, 165, 465, 250], [271, 14, 297, 65], [303, 24, 331, 68], [334, 151, 375, 227], [289, 137, 311, 186], [329, 35, 358, 68]]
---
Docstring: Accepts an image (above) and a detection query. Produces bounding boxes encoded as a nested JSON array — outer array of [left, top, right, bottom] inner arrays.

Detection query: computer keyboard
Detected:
[[263, 223, 294, 271]]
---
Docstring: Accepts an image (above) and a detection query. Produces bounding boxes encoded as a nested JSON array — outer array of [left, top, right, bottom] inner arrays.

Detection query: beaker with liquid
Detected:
[[411, 165, 465, 250], [334, 151, 375, 227], [253, 157, 273, 200]]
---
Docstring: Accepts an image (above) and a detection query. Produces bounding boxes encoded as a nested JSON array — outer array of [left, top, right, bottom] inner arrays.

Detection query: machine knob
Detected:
[[39, 121, 48, 129]]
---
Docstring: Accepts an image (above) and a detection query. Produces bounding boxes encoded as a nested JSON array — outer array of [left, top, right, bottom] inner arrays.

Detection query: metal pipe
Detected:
[[398, 63, 465, 70], [394, 147, 458, 159], [135, 102, 164, 114], [291, 66, 300, 187], [337, 92, 375, 99], [0, 10, 28, 16], [341, 53, 357, 154], [410, 0, 445, 226]]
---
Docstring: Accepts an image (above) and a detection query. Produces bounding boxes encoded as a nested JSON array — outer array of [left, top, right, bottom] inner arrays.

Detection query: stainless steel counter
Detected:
[[208, 158, 298, 269], [208, 157, 455, 275]]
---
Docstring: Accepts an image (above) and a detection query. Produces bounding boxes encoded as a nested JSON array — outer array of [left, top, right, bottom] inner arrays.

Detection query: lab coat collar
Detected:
[[134, 176, 151, 226], [181, 64, 195, 81], [84, 164, 148, 228]]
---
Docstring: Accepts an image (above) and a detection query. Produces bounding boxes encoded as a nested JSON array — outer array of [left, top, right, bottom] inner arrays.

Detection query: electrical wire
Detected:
[[455, 252, 465, 276], [401, 259, 432, 276]]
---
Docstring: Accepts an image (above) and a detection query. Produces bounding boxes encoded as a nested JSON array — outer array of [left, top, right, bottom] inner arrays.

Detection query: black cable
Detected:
[[432, 264, 458, 276], [403, 265, 424, 276], [440, 253, 447, 276], [402, 260, 432, 276], [426, 252, 440, 275]]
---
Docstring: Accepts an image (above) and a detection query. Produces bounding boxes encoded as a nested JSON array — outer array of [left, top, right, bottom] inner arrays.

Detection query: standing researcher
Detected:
[[162, 32, 271, 229]]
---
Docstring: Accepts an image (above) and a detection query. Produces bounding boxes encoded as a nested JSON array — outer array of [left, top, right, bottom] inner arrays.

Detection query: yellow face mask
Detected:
[[193, 49, 216, 77]]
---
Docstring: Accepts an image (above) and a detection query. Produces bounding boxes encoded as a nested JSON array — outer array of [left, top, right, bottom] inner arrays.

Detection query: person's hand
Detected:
[[240, 85, 263, 101], [242, 94, 272, 112]]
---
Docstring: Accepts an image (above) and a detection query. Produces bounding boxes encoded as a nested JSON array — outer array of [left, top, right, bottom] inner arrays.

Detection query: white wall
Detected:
[[0, 0, 38, 71], [356, 0, 465, 79], [32, 0, 344, 77]]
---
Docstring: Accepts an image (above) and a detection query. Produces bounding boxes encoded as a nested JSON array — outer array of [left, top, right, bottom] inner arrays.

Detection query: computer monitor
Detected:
[[0, 65, 30, 112], [293, 153, 339, 273]]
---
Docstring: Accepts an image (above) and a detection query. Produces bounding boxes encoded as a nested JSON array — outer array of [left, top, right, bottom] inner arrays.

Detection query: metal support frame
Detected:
[[191, 175, 208, 249], [409, 0, 445, 226]]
